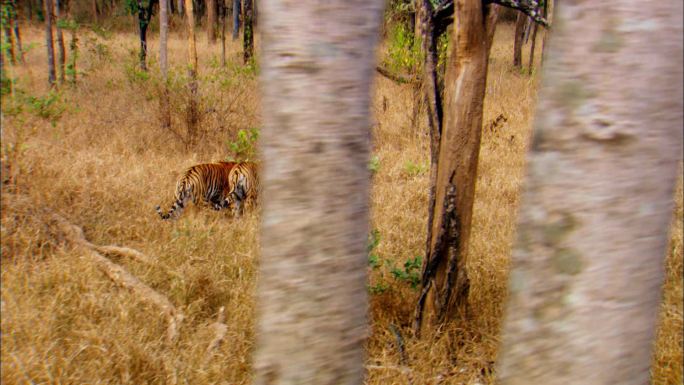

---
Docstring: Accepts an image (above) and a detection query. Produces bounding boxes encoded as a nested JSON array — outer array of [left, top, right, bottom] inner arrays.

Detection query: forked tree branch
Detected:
[[485, 0, 549, 27]]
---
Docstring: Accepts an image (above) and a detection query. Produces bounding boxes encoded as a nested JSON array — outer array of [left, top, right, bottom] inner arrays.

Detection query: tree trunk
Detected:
[[527, 21, 538, 75], [137, 0, 151, 71], [497, 2, 683, 385], [3, 6, 16, 65], [220, 0, 226, 66], [206, 0, 216, 42], [231, 0, 240, 41], [68, 28, 77, 83], [242, 0, 252, 64], [10, 0, 23, 63], [184, 0, 198, 144], [513, 11, 525, 68], [414, 1, 498, 335], [540, 0, 553, 66], [44, 0, 56, 86], [91, 0, 98, 23], [177, 0, 183, 16], [255, 1, 383, 383], [54, 0, 66, 82], [159, 0, 171, 129]]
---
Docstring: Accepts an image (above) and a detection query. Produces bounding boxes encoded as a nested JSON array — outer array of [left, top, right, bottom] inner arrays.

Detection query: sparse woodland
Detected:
[[1, 1, 682, 384]]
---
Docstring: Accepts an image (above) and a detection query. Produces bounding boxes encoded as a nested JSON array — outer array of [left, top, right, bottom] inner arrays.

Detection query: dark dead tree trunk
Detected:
[[137, 0, 154, 71], [206, 0, 216, 42], [242, 0, 252, 64], [44, 0, 56, 85], [54, 0, 65, 82], [497, 1, 683, 384], [513, 11, 525, 68], [528, 18, 538, 74], [220, 0, 226, 66], [91, 0, 98, 23], [231, 0, 240, 40], [255, 1, 384, 382]]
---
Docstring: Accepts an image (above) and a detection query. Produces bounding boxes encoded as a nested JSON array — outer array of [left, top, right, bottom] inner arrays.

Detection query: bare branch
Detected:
[[376, 65, 419, 84], [485, 0, 549, 27]]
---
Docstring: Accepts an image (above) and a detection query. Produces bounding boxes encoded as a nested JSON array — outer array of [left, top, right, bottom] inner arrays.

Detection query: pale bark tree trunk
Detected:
[[177, 0, 183, 16], [414, 1, 499, 334], [184, 0, 198, 144], [242, 0, 252, 64], [255, 0, 384, 383], [231, 0, 240, 40], [513, 12, 525, 68], [206, 0, 216, 42], [44, 0, 56, 86], [497, 2, 683, 385], [220, 0, 226, 66], [54, 0, 65, 82], [159, 0, 171, 129]]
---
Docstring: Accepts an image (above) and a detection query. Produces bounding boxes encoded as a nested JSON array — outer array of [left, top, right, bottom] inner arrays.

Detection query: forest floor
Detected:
[[1, 22, 681, 385]]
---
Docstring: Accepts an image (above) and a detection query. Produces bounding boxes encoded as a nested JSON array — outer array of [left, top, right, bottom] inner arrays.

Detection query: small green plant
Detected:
[[367, 228, 381, 267], [367, 281, 389, 295], [390, 256, 422, 289], [383, 23, 422, 75], [226, 127, 260, 161], [403, 160, 428, 177], [25, 90, 66, 124], [368, 155, 380, 175]]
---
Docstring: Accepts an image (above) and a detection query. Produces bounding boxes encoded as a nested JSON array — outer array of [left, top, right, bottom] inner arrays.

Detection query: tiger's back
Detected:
[[156, 161, 237, 220]]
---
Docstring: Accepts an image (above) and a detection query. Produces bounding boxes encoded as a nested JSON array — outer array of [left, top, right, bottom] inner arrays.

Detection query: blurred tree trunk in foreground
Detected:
[[254, 0, 383, 383], [44, 0, 56, 85], [414, 0, 499, 334], [242, 0, 252, 64], [497, 1, 683, 384]]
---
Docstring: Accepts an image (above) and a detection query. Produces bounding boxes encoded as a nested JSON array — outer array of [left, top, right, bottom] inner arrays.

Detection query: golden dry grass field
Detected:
[[1, 21, 681, 385]]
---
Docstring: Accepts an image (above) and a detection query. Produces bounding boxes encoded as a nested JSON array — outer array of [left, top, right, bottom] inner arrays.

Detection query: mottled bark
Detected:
[[207, 0, 216, 42], [242, 0, 252, 64], [55, 0, 65, 82], [184, 0, 198, 144], [415, 1, 498, 334], [44, 0, 56, 85], [497, 2, 683, 385], [255, 1, 383, 383]]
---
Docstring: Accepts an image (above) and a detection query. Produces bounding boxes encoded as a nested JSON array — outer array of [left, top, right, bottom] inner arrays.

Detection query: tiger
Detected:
[[223, 161, 260, 217], [155, 161, 237, 220]]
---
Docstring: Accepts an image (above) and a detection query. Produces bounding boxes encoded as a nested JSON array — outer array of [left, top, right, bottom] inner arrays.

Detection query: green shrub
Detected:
[[226, 127, 260, 162]]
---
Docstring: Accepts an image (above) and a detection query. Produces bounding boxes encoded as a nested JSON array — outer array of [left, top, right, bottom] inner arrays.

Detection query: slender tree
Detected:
[[513, 12, 526, 68], [91, 0, 98, 22], [54, 0, 66, 82], [137, 0, 155, 71], [44, 0, 56, 85], [255, 1, 384, 383], [220, 0, 226, 66], [242, 0, 252, 64], [10, 0, 22, 63], [159, 0, 171, 129], [2, 2, 16, 65], [207, 0, 216, 42], [231, 0, 239, 41], [497, 1, 683, 384], [184, 0, 198, 144], [527, 20, 538, 74]]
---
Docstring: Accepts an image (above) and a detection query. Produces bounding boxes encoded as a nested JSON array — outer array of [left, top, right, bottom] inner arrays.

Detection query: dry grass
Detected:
[[1, 22, 681, 385]]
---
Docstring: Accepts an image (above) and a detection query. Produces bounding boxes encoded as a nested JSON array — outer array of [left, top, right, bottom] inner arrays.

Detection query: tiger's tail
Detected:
[[156, 181, 192, 220]]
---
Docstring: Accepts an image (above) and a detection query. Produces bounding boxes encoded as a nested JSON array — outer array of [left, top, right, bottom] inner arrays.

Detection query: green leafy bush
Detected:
[[226, 128, 260, 161]]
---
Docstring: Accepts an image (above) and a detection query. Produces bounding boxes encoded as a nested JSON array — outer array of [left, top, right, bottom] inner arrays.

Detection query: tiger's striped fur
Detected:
[[224, 162, 260, 216], [155, 161, 237, 220]]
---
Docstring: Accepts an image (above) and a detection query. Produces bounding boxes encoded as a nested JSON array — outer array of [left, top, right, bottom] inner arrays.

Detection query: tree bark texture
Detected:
[[207, 0, 216, 42], [255, 1, 383, 384], [159, 0, 171, 129], [242, 0, 253, 64], [513, 12, 525, 68], [44, 0, 56, 85], [231, 0, 240, 41], [54, 0, 65, 82], [184, 0, 198, 143], [415, 1, 498, 333], [497, 2, 683, 385]]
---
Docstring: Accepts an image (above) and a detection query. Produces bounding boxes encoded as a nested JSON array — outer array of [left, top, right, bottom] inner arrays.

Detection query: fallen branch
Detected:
[[485, 0, 549, 27], [96, 245, 157, 266], [376, 65, 419, 84], [49, 212, 184, 344], [205, 306, 228, 358]]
